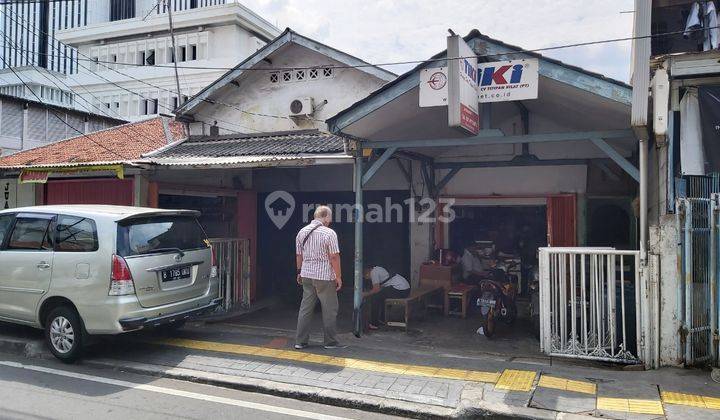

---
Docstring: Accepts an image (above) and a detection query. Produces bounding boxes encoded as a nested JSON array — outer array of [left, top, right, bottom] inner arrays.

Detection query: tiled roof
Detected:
[[147, 129, 347, 159], [0, 117, 186, 169]]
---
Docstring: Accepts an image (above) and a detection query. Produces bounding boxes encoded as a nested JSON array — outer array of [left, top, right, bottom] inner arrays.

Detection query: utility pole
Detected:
[[166, 0, 183, 109]]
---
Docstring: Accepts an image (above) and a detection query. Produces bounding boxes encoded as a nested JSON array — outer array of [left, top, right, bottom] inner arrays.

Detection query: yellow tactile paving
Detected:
[[494, 369, 537, 392], [537, 374, 596, 395], [597, 397, 665, 415], [466, 371, 502, 383], [150, 337, 501, 384], [704, 396, 720, 410], [662, 391, 720, 410]]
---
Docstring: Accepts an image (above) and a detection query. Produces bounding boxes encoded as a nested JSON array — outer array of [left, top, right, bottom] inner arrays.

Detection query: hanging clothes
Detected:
[[684, 1, 720, 51], [680, 88, 707, 176]]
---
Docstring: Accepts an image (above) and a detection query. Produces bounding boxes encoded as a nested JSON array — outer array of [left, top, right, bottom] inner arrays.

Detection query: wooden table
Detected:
[[444, 284, 477, 318]]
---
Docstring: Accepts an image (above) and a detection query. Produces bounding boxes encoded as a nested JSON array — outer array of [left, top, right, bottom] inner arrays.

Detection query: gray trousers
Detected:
[[295, 277, 339, 346]]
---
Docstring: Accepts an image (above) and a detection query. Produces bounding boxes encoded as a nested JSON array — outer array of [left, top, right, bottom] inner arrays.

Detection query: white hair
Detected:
[[314, 205, 332, 220]]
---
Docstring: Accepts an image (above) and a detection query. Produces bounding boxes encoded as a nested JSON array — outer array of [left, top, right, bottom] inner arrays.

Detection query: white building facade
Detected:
[[0, 0, 89, 107], [57, 1, 279, 121]]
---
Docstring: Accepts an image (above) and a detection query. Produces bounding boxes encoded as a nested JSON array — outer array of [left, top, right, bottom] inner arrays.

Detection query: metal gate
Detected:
[[209, 238, 251, 311], [677, 197, 717, 366], [539, 248, 643, 363]]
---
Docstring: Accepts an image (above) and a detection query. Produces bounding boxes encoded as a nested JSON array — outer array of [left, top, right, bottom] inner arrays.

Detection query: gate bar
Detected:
[[685, 200, 693, 364], [712, 196, 718, 364]]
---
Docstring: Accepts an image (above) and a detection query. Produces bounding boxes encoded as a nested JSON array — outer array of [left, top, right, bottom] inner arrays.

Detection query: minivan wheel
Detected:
[[45, 306, 84, 363]]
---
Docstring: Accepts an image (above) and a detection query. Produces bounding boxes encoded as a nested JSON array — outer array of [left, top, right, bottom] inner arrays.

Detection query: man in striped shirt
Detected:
[[294, 205, 346, 349]]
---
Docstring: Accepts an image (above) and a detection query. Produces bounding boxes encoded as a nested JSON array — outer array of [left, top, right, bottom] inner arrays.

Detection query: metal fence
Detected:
[[209, 238, 251, 311], [678, 197, 717, 366], [538, 248, 642, 363]]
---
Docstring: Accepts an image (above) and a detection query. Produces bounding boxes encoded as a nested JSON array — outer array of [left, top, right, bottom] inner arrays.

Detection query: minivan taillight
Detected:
[[109, 254, 135, 296], [210, 245, 218, 278]]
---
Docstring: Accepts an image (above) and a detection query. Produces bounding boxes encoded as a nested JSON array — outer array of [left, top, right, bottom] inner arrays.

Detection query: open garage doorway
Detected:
[[437, 202, 549, 357]]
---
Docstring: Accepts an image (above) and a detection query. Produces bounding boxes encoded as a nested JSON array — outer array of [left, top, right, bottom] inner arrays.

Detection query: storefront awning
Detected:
[[18, 164, 125, 183]]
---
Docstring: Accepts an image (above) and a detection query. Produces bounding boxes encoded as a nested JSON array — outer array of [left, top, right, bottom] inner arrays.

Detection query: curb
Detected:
[[0, 336, 46, 359], [83, 358, 558, 419], [0, 334, 558, 419]]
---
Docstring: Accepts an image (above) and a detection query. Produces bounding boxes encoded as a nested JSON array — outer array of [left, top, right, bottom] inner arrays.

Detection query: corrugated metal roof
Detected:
[[142, 154, 352, 168], [146, 129, 347, 159]]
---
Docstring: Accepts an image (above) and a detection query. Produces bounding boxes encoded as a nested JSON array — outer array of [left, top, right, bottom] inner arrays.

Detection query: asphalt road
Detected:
[[0, 354, 401, 420]]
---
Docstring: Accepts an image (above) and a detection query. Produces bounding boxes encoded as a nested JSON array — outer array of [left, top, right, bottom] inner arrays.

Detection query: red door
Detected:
[[547, 195, 577, 247], [45, 178, 134, 206]]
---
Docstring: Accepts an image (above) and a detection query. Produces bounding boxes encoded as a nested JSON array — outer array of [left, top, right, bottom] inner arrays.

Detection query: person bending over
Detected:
[[363, 266, 410, 330]]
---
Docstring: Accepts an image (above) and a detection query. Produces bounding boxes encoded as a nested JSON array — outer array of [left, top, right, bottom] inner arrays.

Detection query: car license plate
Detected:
[[480, 298, 496, 307], [161, 266, 191, 282]]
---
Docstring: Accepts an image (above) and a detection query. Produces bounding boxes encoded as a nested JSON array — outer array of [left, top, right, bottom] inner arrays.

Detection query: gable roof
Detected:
[[0, 116, 186, 169], [174, 28, 397, 118], [328, 29, 632, 134]]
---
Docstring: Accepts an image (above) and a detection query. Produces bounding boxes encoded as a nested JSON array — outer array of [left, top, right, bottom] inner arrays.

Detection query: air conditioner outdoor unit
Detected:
[[290, 97, 315, 117]]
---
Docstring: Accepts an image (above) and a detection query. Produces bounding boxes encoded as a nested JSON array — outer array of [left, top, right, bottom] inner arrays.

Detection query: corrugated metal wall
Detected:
[[45, 178, 134, 206], [547, 195, 577, 247]]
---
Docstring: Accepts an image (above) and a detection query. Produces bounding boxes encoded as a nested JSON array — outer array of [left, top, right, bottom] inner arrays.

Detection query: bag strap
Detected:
[[301, 224, 322, 248]]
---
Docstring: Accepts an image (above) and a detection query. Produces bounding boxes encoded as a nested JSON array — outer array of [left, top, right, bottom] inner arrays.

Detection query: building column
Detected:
[[353, 154, 364, 337]]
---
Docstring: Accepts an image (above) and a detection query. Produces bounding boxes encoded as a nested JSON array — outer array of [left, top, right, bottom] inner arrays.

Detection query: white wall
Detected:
[[440, 165, 587, 196], [1, 178, 34, 208], [188, 44, 389, 134], [649, 216, 682, 366], [0, 96, 117, 155]]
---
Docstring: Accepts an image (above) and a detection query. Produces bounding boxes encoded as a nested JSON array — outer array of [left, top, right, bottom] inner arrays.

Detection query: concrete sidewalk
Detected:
[[3, 321, 720, 419]]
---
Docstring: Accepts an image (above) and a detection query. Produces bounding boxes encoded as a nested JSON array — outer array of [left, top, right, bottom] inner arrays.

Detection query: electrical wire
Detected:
[[0, 53, 130, 160], [0, 23, 713, 73], [0, 29, 170, 152], [2, 6, 260, 134], [142, 0, 160, 21], [2, 3, 704, 132]]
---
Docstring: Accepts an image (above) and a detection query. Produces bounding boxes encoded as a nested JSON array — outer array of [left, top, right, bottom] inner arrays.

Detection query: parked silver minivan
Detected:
[[0, 205, 220, 362]]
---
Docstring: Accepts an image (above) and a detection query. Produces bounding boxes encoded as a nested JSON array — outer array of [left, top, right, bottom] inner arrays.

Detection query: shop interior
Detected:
[[233, 198, 551, 359]]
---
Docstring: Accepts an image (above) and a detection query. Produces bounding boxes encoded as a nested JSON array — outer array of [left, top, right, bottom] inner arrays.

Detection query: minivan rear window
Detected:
[[116, 215, 209, 257]]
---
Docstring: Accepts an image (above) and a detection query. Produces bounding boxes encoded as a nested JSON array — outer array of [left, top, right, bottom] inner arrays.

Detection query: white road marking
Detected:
[[0, 360, 348, 420]]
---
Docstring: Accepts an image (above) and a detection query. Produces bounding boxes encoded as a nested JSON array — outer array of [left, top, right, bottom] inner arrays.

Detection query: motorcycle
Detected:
[[527, 265, 541, 339], [476, 267, 518, 338]]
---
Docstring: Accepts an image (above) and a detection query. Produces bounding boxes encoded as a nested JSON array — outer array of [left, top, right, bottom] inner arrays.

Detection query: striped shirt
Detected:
[[296, 219, 340, 281]]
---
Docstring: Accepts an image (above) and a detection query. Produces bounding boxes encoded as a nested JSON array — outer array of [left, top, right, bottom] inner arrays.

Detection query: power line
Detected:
[[2, 3, 697, 131], [0, 29, 170, 152], [0, 14, 205, 151], [165, 0, 183, 103], [0, 24, 713, 74], [0, 53, 129, 161], [1, 6, 260, 134], [0, 1, 88, 3], [142, 0, 160, 21]]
